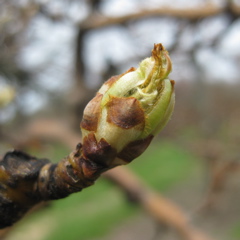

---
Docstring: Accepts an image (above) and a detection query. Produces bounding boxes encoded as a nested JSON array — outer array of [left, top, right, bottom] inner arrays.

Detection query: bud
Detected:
[[80, 44, 175, 166]]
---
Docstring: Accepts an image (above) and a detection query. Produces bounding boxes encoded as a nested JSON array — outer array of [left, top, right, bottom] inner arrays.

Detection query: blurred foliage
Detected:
[[232, 223, 240, 239]]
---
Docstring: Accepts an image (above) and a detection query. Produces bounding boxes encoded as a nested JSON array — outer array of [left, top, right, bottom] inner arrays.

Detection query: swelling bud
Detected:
[[80, 44, 175, 166]]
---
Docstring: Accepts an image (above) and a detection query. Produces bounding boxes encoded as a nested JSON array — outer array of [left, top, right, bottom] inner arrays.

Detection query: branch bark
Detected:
[[0, 144, 107, 228]]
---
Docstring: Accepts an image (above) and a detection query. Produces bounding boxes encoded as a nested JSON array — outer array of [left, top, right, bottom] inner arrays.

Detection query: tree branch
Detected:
[[0, 143, 107, 228], [79, 3, 236, 31], [0, 44, 174, 228], [105, 167, 214, 240], [0, 118, 215, 240]]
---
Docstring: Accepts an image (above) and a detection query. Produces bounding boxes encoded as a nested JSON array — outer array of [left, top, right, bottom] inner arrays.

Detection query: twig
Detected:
[[1, 118, 214, 240], [79, 2, 239, 31], [105, 167, 214, 240]]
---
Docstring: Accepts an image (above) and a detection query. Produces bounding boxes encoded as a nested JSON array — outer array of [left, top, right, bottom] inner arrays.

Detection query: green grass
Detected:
[[231, 222, 240, 240], [130, 141, 196, 190], [7, 140, 198, 240]]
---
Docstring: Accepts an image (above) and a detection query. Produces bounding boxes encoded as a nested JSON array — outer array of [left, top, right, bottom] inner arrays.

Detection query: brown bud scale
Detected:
[[82, 132, 117, 167], [80, 93, 103, 132], [107, 96, 145, 129], [117, 135, 154, 162]]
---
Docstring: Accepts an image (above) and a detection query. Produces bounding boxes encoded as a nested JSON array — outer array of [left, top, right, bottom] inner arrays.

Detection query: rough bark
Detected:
[[0, 131, 152, 228]]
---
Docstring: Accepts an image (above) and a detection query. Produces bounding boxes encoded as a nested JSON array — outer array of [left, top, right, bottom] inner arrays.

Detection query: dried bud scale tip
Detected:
[[81, 43, 175, 165]]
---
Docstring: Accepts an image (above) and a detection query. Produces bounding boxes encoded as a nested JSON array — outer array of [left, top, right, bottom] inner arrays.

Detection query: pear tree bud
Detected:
[[80, 44, 175, 167], [0, 45, 174, 228]]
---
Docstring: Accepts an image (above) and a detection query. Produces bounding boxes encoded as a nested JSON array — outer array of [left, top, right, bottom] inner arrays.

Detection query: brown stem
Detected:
[[0, 119, 215, 240], [0, 143, 107, 228]]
